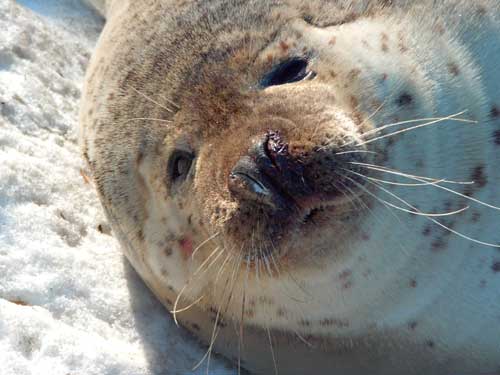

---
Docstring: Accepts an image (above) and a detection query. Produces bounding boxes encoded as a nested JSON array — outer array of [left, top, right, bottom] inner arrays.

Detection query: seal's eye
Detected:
[[261, 57, 312, 87], [168, 150, 194, 183]]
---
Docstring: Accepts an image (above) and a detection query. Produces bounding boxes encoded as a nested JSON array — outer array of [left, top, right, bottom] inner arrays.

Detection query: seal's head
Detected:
[[81, 1, 500, 374]]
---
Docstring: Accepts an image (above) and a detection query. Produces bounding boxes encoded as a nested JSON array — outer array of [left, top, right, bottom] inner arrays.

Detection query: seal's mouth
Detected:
[[299, 195, 356, 227], [302, 203, 334, 224]]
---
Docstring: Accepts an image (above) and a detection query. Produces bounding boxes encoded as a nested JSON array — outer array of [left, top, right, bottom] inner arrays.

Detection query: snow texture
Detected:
[[0, 1, 234, 374]]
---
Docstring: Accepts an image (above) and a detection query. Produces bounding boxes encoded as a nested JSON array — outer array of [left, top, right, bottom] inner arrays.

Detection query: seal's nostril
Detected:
[[264, 130, 289, 169], [228, 156, 279, 209], [230, 172, 269, 196]]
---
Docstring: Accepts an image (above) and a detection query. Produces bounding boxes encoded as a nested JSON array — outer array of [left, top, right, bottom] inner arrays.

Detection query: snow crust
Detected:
[[0, 1, 233, 374]]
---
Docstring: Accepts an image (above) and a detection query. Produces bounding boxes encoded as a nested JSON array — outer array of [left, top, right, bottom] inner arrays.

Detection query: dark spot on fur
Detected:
[[347, 68, 361, 80], [471, 212, 481, 223], [409, 279, 417, 288], [339, 269, 352, 279], [210, 316, 227, 328], [279, 40, 289, 53], [426, 340, 435, 349], [492, 130, 500, 146], [471, 165, 487, 188], [431, 238, 446, 252], [165, 247, 173, 256], [277, 308, 287, 317], [396, 92, 413, 107], [191, 323, 200, 331], [342, 281, 353, 289], [490, 105, 499, 119], [136, 150, 145, 165], [328, 36, 336, 45], [302, 15, 314, 24], [492, 261, 500, 273], [480, 280, 487, 288], [137, 229, 145, 242], [350, 96, 359, 108], [447, 63, 460, 76], [408, 321, 418, 330]]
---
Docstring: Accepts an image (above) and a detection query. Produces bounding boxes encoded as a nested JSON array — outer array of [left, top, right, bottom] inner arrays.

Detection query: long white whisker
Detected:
[[347, 171, 500, 248], [341, 169, 469, 217], [131, 86, 174, 113], [192, 231, 221, 259], [350, 161, 473, 185], [360, 112, 475, 139], [357, 111, 474, 146], [353, 162, 500, 210]]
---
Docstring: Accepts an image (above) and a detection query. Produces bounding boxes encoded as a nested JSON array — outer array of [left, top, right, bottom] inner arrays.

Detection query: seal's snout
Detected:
[[228, 129, 356, 211], [228, 130, 311, 210]]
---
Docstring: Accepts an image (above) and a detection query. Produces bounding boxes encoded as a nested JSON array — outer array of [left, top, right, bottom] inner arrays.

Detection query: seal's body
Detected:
[[80, 1, 500, 374]]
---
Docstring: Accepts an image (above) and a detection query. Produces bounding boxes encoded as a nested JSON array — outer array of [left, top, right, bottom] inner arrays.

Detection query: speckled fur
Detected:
[[81, 1, 500, 374]]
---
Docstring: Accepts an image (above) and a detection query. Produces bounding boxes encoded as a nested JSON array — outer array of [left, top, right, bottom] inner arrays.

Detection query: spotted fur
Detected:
[[81, 1, 500, 374]]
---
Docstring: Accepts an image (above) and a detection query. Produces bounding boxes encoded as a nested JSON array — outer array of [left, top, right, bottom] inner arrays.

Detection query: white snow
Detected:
[[0, 1, 234, 374]]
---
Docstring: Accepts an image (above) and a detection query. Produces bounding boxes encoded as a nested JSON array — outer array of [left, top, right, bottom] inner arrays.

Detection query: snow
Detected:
[[0, 1, 234, 374]]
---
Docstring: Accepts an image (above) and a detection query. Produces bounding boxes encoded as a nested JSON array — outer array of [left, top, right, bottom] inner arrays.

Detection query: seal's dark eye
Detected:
[[261, 57, 311, 87], [168, 150, 194, 183]]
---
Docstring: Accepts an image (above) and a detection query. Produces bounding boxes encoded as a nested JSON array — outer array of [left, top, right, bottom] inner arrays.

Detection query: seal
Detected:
[[80, 1, 500, 374]]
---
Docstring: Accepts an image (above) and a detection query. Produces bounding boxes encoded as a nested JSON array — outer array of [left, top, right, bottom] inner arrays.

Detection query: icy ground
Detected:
[[0, 1, 233, 374]]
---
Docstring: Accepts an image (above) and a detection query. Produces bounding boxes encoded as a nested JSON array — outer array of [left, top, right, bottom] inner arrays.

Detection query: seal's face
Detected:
[[81, 1, 500, 374], [166, 19, 381, 271], [186, 69, 370, 264]]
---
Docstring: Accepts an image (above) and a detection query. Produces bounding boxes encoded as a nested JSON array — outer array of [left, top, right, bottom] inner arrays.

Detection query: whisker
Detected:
[[334, 150, 379, 156], [205, 252, 243, 374], [169, 295, 204, 314], [157, 93, 180, 110], [346, 170, 500, 248], [238, 257, 251, 375], [350, 161, 474, 185], [191, 252, 237, 371], [358, 98, 387, 129], [172, 246, 224, 324], [193, 246, 223, 276], [118, 117, 173, 126], [353, 162, 500, 210], [266, 324, 279, 375], [365, 176, 449, 187], [192, 231, 221, 259], [356, 111, 474, 146], [360, 112, 475, 139], [131, 87, 175, 113], [341, 168, 469, 217]]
